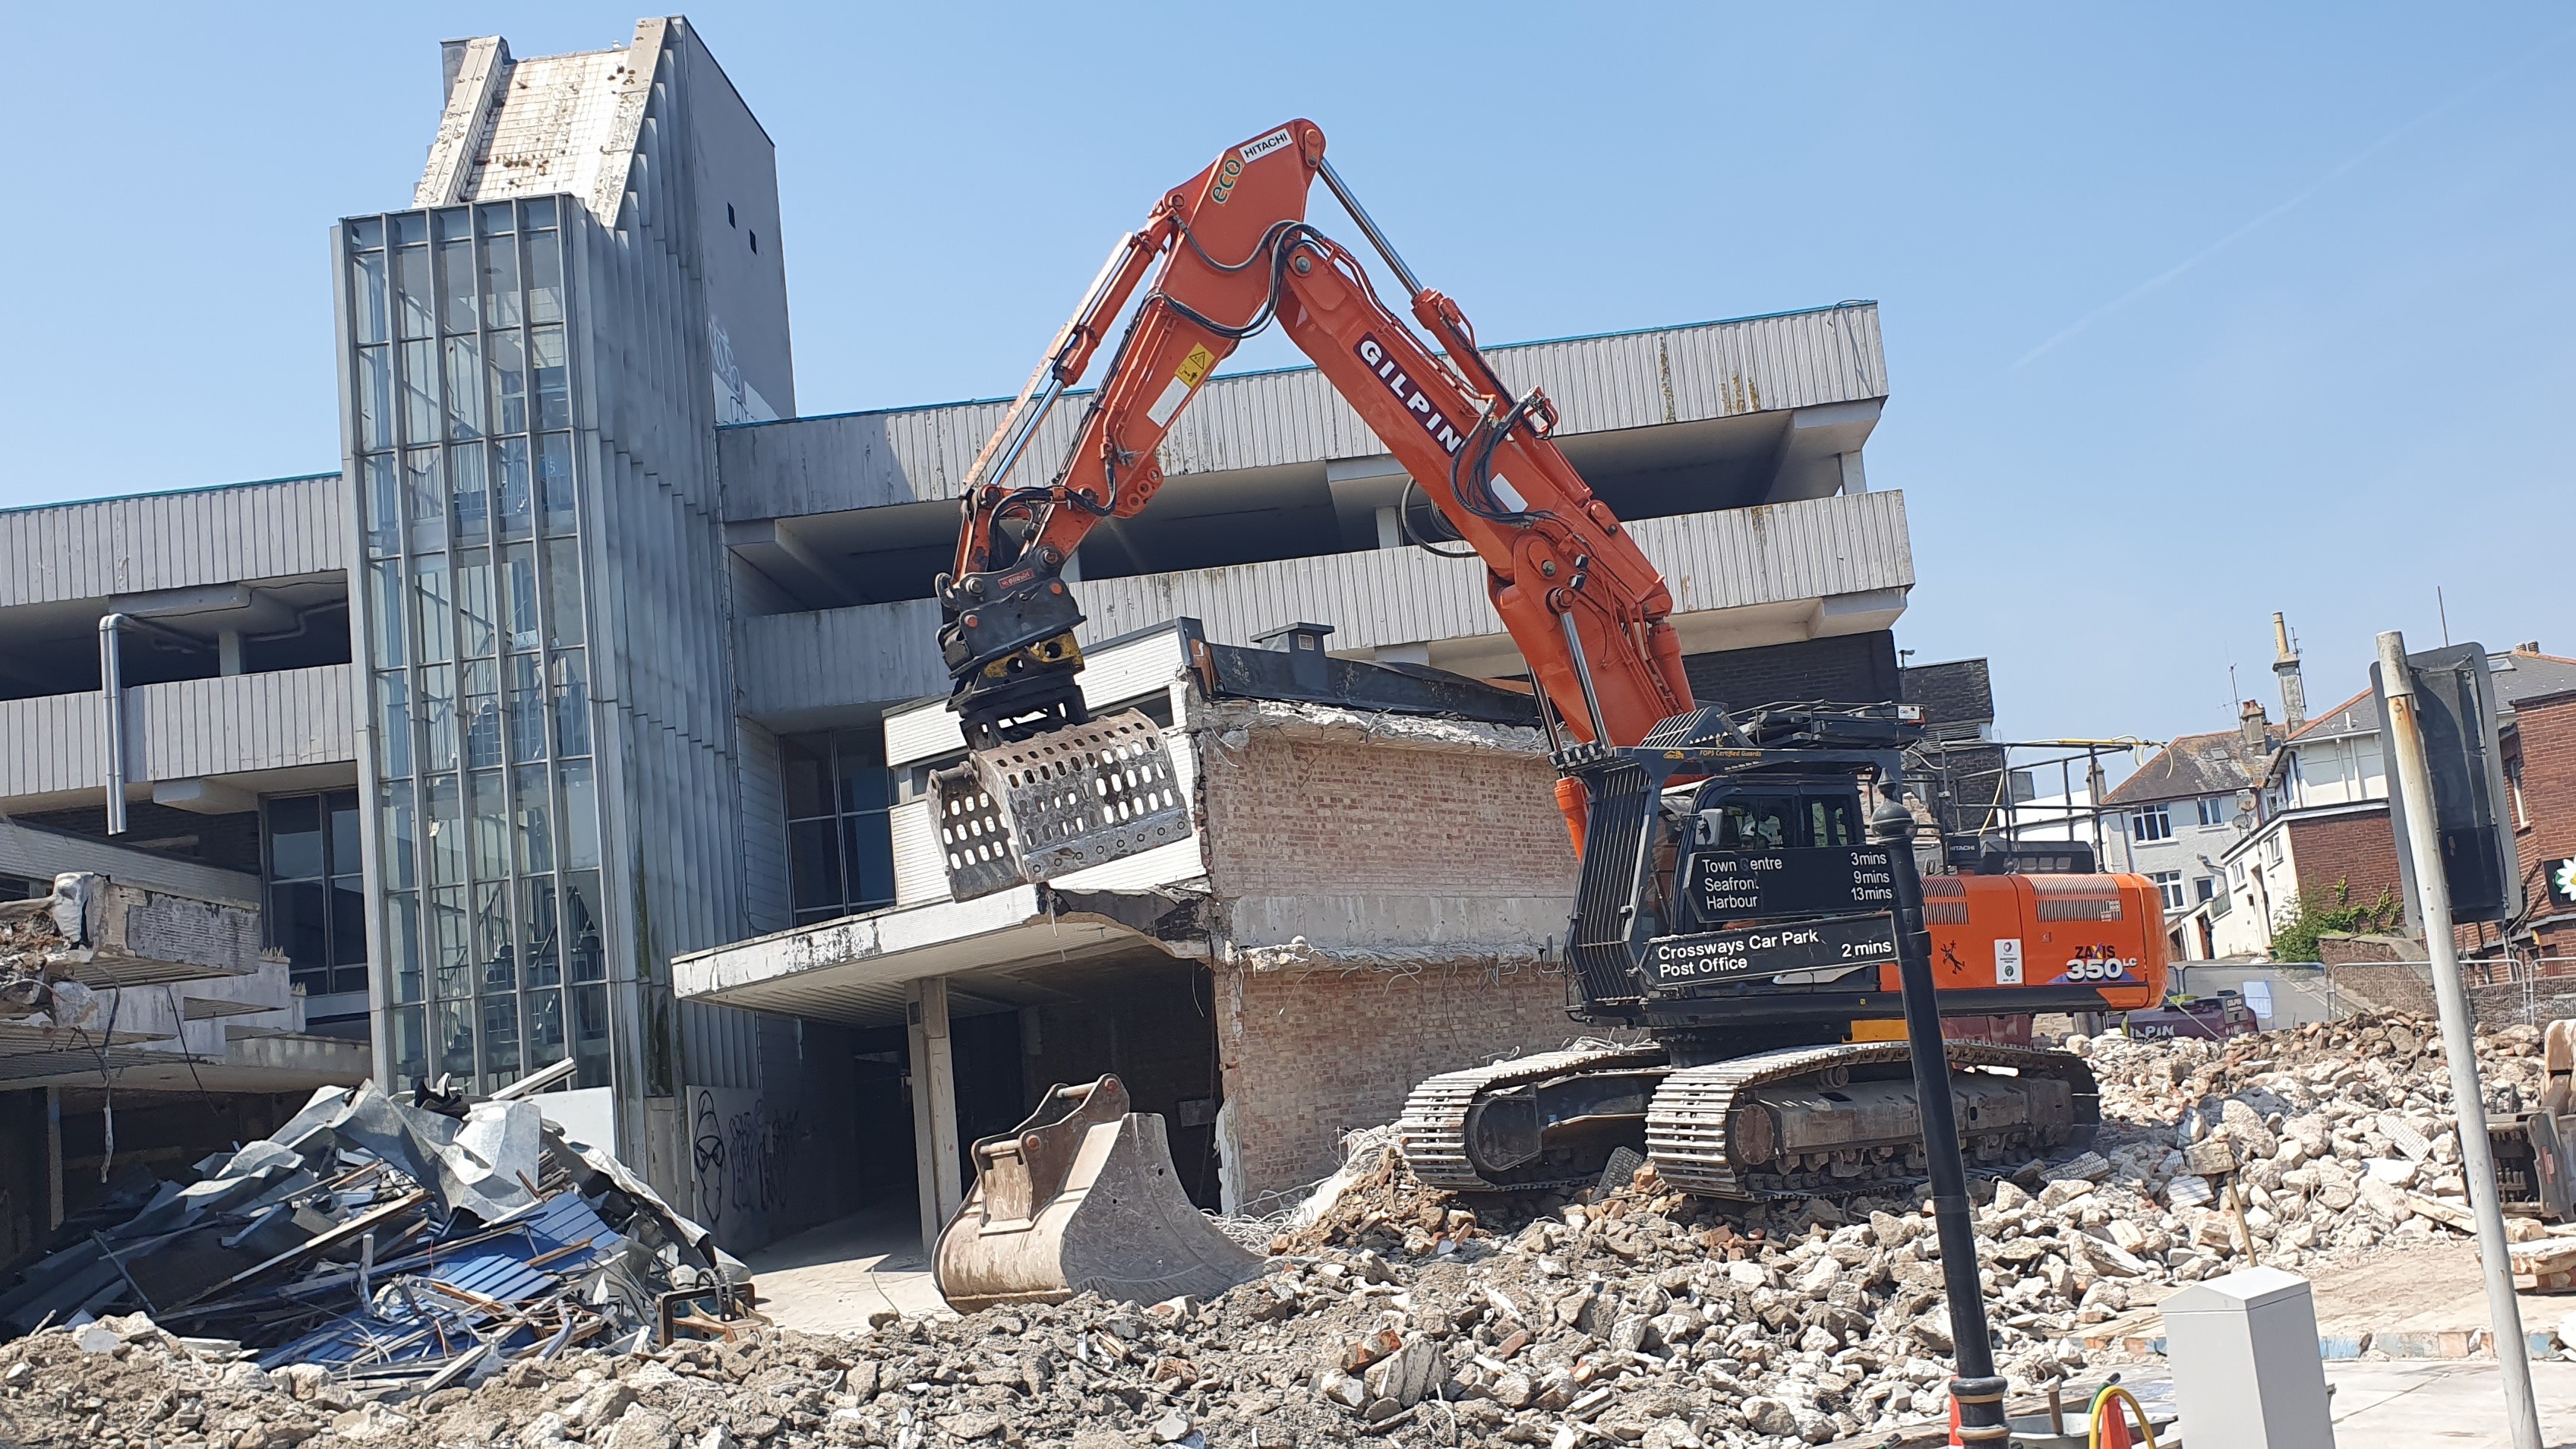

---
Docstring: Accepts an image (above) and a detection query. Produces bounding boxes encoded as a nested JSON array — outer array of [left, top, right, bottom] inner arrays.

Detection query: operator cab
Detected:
[[1665, 775, 1872, 935]]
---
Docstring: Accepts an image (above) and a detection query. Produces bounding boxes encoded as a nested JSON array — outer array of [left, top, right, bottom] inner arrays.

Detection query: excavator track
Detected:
[[1646, 1041, 2100, 1198], [1396, 1041, 1672, 1192]]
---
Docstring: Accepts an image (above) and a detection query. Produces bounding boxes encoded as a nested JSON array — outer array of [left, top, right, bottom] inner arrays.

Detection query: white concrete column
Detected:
[[907, 976, 964, 1253], [218, 630, 244, 676]]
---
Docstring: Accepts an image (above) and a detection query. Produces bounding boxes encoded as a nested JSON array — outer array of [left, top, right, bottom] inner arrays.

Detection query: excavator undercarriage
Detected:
[[1399, 1039, 2100, 1200]]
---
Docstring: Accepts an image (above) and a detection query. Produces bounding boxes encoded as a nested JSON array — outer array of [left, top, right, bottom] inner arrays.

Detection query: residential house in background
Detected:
[[2477, 647, 2576, 963], [2174, 641, 2576, 963], [2098, 699, 2275, 955], [2202, 689, 2391, 958]]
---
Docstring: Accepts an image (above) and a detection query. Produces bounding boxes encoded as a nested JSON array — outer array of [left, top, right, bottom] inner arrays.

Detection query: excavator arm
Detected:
[[938, 119, 1691, 763]]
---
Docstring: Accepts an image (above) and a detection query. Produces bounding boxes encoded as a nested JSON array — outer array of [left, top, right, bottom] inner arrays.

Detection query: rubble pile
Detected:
[[0, 1013, 2540, 1449], [2079, 1012, 2550, 1255], [0, 1076, 750, 1389], [0, 892, 104, 1031]]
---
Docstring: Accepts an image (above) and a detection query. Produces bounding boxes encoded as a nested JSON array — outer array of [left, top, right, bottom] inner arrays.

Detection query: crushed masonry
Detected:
[[0, 1012, 2563, 1448]]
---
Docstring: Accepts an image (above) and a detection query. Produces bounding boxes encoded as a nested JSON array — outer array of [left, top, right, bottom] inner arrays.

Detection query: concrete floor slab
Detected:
[[2082, 1239, 2576, 1359], [2325, 1359, 2576, 1447], [739, 1201, 952, 1332]]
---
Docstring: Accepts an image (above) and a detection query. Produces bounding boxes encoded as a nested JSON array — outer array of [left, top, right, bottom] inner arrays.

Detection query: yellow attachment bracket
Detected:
[[982, 631, 1084, 680]]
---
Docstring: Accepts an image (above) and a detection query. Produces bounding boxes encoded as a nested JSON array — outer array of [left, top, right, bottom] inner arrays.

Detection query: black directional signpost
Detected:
[[1644, 912, 1899, 990], [1687, 844, 1900, 918], [1647, 801, 2006, 1441]]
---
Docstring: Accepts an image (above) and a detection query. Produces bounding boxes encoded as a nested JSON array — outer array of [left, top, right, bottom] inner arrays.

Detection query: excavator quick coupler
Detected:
[[934, 558, 1193, 901]]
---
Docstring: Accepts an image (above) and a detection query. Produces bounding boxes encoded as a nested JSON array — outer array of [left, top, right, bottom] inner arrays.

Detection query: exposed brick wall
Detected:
[[2507, 695, 2576, 957], [1197, 726, 1571, 901], [1217, 961, 1616, 1208], [1683, 632, 1900, 712], [2286, 808, 2403, 917]]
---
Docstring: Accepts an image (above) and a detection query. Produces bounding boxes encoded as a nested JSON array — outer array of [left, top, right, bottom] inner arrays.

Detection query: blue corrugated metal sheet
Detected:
[[257, 1192, 616, 1371]]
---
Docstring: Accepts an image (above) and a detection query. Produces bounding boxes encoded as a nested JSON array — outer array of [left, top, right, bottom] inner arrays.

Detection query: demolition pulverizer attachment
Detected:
[[928, 709, 1193, 901]]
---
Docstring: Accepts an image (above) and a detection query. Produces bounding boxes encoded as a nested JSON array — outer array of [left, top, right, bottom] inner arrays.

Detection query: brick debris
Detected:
[[0, 1013, 2559, 1449]]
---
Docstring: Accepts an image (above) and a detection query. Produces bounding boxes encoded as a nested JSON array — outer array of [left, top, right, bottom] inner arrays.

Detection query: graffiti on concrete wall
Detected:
[[692, 1091, 727, 1229], [690, 1088, 805, 1245]]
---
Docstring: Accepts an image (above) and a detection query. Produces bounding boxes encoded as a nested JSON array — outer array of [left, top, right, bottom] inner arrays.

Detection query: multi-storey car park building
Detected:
[[2, 17, 1927, 1254]]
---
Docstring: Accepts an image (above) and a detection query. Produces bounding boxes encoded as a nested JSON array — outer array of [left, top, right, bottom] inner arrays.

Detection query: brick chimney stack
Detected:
[[2271, 611, 2306, 733], [2240, 698, 2271, 752]]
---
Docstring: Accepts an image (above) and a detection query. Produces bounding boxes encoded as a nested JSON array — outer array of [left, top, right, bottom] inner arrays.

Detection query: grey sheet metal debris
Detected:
[[0, 1077, 758, 1384]]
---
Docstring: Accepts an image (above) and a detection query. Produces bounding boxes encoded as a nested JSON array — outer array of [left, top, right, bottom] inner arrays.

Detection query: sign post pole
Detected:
[[1871, 785, 2005, 1444], [2377, 630, 2541, 1449]]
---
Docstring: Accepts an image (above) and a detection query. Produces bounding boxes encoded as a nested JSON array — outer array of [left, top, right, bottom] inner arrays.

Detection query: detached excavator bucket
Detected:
[[928, 709, 1192, 901], [933, 1075, 1262, 1315]]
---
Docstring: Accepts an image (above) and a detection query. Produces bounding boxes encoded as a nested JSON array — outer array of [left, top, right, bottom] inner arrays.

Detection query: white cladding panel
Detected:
[[0, 476, 348, 609], [880, 630, 1189, 769], [716, 308, 1888, 522], [0, 665, 356, 803]]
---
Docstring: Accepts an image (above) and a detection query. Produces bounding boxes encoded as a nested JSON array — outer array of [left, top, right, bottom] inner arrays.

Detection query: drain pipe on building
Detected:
[[99, 612, 131, 835], [2376, 628, 2542, 1449]]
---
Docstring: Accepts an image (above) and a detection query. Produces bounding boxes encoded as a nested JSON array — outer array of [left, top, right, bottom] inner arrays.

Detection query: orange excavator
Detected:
[[929, 121, 2167, 1310]]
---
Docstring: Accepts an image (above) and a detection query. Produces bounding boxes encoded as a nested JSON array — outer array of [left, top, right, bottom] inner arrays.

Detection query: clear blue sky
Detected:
[[5, 4, 2569, 752]]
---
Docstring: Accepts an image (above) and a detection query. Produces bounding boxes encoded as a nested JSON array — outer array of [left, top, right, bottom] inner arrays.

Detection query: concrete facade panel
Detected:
[[734, 598, 945, 722], [0, 665, 354, 803], [0, 476, 346, 610], [734, 492, 1914, 722], [714, 307, 1890, 523]]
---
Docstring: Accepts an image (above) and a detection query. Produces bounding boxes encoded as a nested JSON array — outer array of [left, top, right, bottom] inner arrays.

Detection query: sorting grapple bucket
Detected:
[[932, 1075, 1262, 1315], [928, 709, 1192, 901]]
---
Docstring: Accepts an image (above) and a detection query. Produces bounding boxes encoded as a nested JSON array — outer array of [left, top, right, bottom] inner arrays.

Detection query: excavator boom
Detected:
[[937, 122, 1688, 788]]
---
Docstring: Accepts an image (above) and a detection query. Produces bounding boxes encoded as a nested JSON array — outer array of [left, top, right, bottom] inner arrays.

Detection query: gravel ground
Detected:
[[0, 1012, 2541, 1449]]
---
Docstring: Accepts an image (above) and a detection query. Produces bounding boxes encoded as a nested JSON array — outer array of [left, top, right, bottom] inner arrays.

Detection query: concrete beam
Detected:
[[1772, 399, 1886, 503], [724, 518, 857, 611], [150, 778, 260, 816]]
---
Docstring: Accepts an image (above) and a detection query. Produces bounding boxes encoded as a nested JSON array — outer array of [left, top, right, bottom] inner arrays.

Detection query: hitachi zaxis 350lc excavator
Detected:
[[926, 120, 2168, 1312]]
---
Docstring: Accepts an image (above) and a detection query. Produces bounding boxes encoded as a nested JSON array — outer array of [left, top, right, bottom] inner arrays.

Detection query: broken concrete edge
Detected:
[[2, 870, 281, 987], [1222, 942, 1567, 974], [671, 889, 1210, 1001], [1186, 695, 1551, 759]]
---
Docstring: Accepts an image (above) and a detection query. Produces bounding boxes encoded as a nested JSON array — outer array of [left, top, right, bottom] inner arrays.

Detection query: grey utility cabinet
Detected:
[[2163, 1266, 2334, 1448]]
